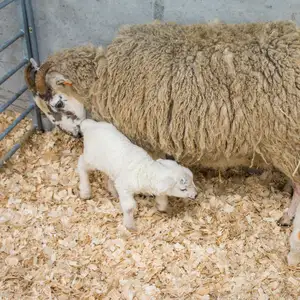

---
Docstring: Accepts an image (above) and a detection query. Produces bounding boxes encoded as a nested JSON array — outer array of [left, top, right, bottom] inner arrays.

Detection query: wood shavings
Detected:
[[5, 256, 19, 266], [1, 112, 300, 299]]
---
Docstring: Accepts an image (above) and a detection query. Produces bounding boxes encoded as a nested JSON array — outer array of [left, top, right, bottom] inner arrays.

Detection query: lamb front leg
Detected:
[[77, 154, 92, 199], [155, 195, 169, 213], [277, 183, 300, 227], [287, 203, 300, 265], [116, 188, 137, 230]]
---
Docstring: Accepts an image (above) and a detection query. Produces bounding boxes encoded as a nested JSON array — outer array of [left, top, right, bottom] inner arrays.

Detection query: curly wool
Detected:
[[85, 21, 300, 182]]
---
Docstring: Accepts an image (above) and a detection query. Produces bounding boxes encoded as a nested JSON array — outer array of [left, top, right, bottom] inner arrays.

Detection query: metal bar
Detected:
[[0, 102, 34, 141], [0, 0, 15, 10], [0, 0, 43, 167], [24, 0, 43, 131], [0, 31, 24, 53], [21, 0, 32, 60], [0, 126, 36, 168], [0, 58, 28, 85], [0, 85, 27, 113], [25, 0, 39, 64], [153, 0, 164, 21]]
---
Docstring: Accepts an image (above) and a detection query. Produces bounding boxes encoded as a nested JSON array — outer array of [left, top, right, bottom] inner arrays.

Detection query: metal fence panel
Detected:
[[0, 0, 43, 167]]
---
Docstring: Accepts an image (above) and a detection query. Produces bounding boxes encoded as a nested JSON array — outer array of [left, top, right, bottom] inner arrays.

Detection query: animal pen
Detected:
[[0, 0, 42, 167], [1, 1, 300, 299]]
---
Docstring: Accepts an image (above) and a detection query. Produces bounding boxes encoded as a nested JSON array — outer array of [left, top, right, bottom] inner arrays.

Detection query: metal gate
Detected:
[[0, 0, 43, 167]]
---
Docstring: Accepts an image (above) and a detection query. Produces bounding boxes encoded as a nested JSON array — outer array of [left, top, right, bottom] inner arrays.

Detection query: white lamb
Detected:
[[77, 119, 198, 230]]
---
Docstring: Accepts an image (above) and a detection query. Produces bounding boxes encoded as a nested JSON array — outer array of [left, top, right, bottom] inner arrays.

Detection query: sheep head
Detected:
[[24, 59, 87, 138]]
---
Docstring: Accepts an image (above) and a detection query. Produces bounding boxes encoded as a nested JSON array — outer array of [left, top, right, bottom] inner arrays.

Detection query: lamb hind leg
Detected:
[[107, 178, 118, 198], [77, 154, 92, 200], [277, 183, 300, 227]]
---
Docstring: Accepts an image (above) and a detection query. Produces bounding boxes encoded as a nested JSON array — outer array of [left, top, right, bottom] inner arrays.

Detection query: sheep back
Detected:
[[90, 21, 300, 181]]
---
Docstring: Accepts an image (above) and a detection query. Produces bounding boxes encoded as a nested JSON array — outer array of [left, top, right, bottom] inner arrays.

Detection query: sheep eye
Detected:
[[180, 188, 187, 192]]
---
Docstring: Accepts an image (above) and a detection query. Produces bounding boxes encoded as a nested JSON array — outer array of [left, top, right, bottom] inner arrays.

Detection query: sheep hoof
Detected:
[[287, 251, 300, 266], [277, 214, 293, 227]]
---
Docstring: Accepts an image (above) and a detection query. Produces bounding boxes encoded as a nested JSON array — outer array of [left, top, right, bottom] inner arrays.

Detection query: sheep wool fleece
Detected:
[[89, 21, 300, 182]]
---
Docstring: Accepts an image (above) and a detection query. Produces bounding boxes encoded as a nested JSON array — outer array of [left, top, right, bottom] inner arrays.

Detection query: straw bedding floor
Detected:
[[1, 112, 300, 299]]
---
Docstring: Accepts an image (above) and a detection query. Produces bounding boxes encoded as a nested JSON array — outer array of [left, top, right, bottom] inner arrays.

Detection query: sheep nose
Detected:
[[55, 100, 64, 109]]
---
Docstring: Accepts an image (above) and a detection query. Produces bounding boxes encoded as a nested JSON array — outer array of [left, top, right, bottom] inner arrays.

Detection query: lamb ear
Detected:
[[157, 176, 175, 193], [157, 158, 178, 168]]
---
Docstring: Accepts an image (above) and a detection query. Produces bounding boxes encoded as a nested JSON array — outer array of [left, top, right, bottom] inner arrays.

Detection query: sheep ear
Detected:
[[49, 72, 72, 86], [56, 78, 73, 86], [44, 72, 72, 88], [157, 177, 175, 193]]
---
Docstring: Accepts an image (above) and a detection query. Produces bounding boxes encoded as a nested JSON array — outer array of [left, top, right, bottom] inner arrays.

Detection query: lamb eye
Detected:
[[180, 188, 187, 192]]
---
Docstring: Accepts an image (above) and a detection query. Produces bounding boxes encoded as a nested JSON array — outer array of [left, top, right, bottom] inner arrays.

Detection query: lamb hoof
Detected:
[[287, 251, 300, 266], [157, 206, 171, 214], [277, 213, 293, 227], [125, 224, 137, 232], [80, 190, 92, 200]]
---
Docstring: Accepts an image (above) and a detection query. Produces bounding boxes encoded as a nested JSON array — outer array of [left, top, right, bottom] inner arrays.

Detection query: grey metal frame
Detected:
[[0, 0, 43, 167]]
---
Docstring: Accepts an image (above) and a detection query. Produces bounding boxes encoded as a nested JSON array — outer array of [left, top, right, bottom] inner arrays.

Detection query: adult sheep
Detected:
[[25, 20, 300, 261]]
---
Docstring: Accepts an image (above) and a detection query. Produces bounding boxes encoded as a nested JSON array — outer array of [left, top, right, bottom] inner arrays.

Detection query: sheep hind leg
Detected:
[[287, 203, 300, 265], [277, 183, 300, 227], [77, 154, 92, 200], [282, 179, 293, 195]]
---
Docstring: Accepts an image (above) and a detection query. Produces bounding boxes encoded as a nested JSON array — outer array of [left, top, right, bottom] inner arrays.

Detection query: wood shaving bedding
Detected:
[[0, 112, 299, 299]]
